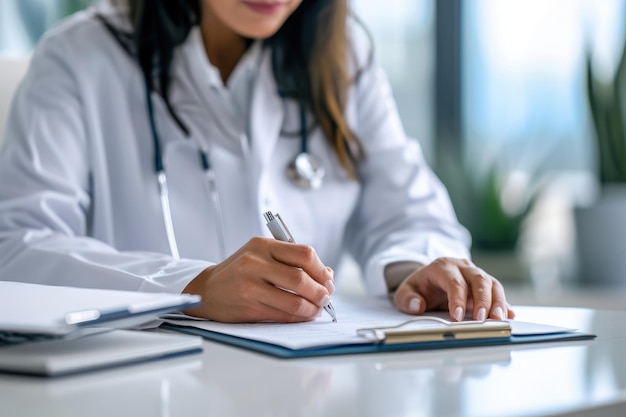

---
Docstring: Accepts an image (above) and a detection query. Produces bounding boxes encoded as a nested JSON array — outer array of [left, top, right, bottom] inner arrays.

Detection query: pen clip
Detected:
[[263, 211, 295, 243]]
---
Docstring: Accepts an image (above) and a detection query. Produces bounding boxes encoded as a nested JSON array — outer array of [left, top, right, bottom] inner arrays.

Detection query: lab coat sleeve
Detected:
[[345, 50, 472, 296], [0, 32, 211, 294]]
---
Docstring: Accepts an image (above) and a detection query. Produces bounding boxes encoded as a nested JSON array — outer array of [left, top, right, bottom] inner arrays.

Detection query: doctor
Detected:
[[0, 0, 514, 323]]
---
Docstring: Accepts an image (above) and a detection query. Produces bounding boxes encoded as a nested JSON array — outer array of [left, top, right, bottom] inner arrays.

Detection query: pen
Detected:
[[263, 211, 337, 323]]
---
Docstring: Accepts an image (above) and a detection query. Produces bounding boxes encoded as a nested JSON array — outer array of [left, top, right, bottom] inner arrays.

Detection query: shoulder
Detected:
[[33, 1, 131, 71], [344, 17, 393, 102], [346, 16, 375, 82]]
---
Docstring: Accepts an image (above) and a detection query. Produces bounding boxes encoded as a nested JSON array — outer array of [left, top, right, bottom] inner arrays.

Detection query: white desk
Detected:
[[1, 306, 625, 417]]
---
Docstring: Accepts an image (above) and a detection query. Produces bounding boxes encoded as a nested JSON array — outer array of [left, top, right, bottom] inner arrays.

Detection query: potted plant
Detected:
[[575, 39, 626, 287], [442, 148, 539, 284]]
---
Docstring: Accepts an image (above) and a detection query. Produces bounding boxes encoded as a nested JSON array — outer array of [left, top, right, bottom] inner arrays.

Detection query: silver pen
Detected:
[[263, 211, 337, 323]]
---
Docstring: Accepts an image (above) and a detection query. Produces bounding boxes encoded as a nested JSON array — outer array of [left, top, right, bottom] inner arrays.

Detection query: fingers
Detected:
[[414, 258, 472, 322], [258, 285, 323, 321], [487, 279, 508, 320], [185, 265, 325, 323], [265, 239, 334, 309], [463, 264, 493, 321], [507, 303, 516, 319], [392, 257, 513, 322], [184, 237, 336, 323], [265, 261, 332, 311], [443, 264, 471, 322], [268, 239, 335, 293], [462, 264, 512, 320], [447, 260, 511, 321], [393, 289, 427, 315]]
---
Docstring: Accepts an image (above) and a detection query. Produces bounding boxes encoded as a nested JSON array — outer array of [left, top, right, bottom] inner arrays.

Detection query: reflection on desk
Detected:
[[198, 343, 335, 416], [1, 306, 626, 417]]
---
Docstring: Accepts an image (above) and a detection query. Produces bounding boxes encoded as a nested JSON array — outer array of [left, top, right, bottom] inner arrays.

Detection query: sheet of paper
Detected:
[[164, 295, 576, 350], [506, 319, 574, 336], [167, 295, 411, 349]]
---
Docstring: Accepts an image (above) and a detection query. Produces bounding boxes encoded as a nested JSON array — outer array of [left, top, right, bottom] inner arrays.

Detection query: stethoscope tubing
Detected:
[[200, 152, 226, 261], [156, 170, 181, 259], [146, 81, 226, 261], [145, 80, 324, 260], [145, 77, 181, 259]]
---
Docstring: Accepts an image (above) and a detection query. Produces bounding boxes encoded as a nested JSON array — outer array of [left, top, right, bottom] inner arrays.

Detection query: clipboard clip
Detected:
[[357, 317, 511, 344]]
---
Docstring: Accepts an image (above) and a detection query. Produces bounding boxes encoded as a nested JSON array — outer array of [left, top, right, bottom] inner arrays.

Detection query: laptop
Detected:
[[0, 329, 203, 376], [0, 281, 201, 337], [0, 281, 204, 376]]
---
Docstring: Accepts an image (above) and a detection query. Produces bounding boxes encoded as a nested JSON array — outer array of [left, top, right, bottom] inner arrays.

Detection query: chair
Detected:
[[0, 56, 30, 145]]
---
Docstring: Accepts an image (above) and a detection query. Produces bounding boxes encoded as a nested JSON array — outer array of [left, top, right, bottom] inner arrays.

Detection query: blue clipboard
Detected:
[[160, 321, 595, 359]]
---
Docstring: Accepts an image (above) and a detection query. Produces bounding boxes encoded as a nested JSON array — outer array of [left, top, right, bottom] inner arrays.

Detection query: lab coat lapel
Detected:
[[249, 50, 284, 171]]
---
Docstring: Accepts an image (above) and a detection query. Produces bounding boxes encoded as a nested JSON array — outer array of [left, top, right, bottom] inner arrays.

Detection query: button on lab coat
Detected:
[[0, 4, 471, 296]]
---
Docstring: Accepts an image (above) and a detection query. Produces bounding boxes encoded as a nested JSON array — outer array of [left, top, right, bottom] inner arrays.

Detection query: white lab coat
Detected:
[[0, 4, 471, 296]]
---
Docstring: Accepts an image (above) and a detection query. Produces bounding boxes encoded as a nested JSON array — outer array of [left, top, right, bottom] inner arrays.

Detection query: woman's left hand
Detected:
[[391, 257, 515, 322]]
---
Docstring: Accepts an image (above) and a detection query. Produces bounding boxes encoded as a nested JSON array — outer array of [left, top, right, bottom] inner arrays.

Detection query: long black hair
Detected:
[[126, 0, 367, 178]]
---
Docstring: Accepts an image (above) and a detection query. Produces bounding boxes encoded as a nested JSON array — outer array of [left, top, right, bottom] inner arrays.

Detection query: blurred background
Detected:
[[1, 0, 626, 308]]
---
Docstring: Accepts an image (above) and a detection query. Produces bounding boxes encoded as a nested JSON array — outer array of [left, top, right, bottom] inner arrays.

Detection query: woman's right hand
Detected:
[[181, 237, 335, 323]]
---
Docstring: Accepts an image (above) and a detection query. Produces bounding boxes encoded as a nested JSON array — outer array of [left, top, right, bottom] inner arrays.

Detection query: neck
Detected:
[[200, 7, 248, 84]]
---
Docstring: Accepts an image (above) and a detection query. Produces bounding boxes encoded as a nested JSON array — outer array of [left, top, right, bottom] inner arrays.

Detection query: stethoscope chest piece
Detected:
[[287, 152, 326, 189], [286, 102, 326, 189]]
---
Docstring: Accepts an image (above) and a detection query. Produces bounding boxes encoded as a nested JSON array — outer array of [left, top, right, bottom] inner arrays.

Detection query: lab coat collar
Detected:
[[184, 27, 263, 93], [176, 26, 284, 171], [177, 28, 248, 154]]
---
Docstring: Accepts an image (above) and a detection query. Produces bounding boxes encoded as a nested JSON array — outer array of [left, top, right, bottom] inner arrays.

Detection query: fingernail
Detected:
[[493, 307, 504, 320], [408, 298, 421, 313], [477, 308, 487, 322], [454, 307, 464, 322], [320, 295, 330, 307], [326, 266, 334, 276], [325, 280, 335, 294]]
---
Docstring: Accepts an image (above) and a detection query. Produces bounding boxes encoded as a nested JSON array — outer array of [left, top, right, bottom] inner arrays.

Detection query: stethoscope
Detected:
[[286, 101, 326, 189], [144, 80, 326, 260]]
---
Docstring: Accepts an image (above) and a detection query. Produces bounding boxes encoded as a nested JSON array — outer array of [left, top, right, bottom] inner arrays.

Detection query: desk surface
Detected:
[[1, 305, 625, 417]]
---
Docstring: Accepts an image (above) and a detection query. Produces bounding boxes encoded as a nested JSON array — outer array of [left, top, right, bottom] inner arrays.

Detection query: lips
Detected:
[[243, 1, 289, 15]]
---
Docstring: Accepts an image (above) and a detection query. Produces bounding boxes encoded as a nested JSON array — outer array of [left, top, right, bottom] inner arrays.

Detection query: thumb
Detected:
[[393, 286, 427, 315]]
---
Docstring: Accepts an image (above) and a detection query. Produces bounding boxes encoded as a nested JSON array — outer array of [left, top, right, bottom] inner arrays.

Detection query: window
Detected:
[[0, 0, 93, 56], [459, 0, 626, 280], [463, 0, 626, 177], [352, 0, 436, 162]]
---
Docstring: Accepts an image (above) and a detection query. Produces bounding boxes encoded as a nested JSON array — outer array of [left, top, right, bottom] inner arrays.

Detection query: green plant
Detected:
[[586, 39, 626, 183], [445, 164, 533, 251], [439, 140, 544, 252], [62, 0, 94, 15]]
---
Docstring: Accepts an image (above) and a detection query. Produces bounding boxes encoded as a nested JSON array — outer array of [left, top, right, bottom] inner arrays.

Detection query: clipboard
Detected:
[[161, 322, 596, 359], [161, 295, 596, 359]]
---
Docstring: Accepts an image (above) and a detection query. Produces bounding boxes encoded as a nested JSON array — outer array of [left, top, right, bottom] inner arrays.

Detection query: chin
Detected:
[[234, 23, 285, 39]]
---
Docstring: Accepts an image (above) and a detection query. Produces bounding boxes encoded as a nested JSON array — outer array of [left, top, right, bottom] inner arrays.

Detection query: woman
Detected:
[[0, 0, 514, 323]]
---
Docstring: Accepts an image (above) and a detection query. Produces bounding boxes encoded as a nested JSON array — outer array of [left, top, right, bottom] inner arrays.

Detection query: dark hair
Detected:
[[126, 0, 366, 179]]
